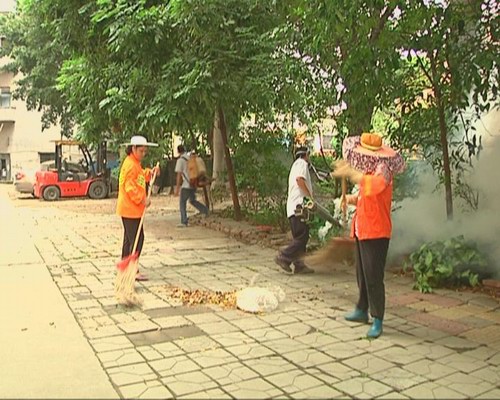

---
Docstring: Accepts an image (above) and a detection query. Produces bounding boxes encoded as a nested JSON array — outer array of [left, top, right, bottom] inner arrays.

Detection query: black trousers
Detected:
[[121, 217, 144, 259], [281, 216, 309, 264], [355, 237, 390, 320]]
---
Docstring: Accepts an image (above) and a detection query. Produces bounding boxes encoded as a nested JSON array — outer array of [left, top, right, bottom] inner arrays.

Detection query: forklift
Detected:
[[33, 140, 110, 201]]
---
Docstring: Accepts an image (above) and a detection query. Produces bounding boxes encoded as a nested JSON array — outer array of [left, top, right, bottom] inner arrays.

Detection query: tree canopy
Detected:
[[0, 0, 498, 219]]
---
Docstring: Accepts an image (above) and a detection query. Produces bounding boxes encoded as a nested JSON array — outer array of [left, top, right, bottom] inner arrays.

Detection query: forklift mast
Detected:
[[96, 141, 107, 175]]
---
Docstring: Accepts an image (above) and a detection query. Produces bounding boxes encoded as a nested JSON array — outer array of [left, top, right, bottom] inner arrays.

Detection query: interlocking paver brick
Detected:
[[435, 372, 494, 398], [153, 316, 191, 329], [405, 343, 456, 361], [185, 312, 223, 324], [245, 327, 288, 342], [226, 342, 276, 360], [177, 388, 232, 399], [304, 367, 340, 385], [275, 322, 315, 338], [294, 332, 340, 348], [322, 341, 366, 360], [407, 301, 442, 313], [289, 384, 343, 399], [371, 367, 427, 391], [264, 337, 309, 354], [136, 346, 164, 361], [469, 365, 500, 385], [438, 352, 488, 373], [118, 320, 159, 335], [244, 356, 297, 376], [204, 362, 259, 385], [259, 313, 299, 326], [403, 358, 456, 379], [162, 371, 218, 397], [90, 335, 134, 352], [405, 325, 450, 341], [230, 316, 270, 331], [375, 346, 425, 365], [343, 353, 395, 374], [435, 335, 480, 350], [222, 377, 284, 399], [211, 331, 256, 347], [317, 362, 359, 381], [282, 348, 334, 368], [107, 363, 157, 386], [83, 324, 123, 339], [407, 312, 471, 335], [401, 382, 467, 399], [266, 369, 324, 394], [96, 348, 145, 368], [118, 380, 174, 399], [149, 355, 200, 377], [188, 348, 238, 368], [462, 325, 500, 344], [477, 388, 500, 399], [197, 320, 240, 335], [335, 377, 392, 399], [173, 336, 220, 353]]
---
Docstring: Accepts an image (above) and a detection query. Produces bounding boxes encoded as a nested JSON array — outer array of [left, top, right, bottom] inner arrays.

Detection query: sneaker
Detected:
[[274, 256, 292, 273], [176, 223, 188, 228]]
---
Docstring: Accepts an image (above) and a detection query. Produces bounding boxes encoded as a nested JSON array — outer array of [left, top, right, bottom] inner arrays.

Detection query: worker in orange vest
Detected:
[[117, 136, 160, 281], [332, 134, 405, 339]]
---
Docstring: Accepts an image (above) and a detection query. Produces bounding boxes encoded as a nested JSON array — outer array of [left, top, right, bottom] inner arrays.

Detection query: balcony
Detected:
[[0, 106, 15, 123]]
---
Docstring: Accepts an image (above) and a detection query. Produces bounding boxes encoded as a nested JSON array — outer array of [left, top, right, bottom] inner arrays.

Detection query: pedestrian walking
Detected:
[[275, 146, 315, 274], [332, 133, 405, 338], [174, 145, 208, 227], [116, 135, 160, 282]]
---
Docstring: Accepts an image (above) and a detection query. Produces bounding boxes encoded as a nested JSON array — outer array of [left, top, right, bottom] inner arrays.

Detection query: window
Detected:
[[0, 36, 5, 48], [39, 152, 54, 164], [0, 87, 11, 108]]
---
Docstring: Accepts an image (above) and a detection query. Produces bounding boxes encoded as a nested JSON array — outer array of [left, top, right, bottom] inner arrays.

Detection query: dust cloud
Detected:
[[390, 108, 500, 276]]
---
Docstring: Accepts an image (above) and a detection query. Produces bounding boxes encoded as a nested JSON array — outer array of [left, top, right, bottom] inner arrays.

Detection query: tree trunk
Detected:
[[211, 110, 226, 187], [432, 61, 454, 220], [218, 106, 242, 220]]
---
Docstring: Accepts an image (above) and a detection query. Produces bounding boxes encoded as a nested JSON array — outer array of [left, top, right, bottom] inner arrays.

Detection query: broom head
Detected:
[[306, 237, 356, 272], [117, 252, 139, 272]]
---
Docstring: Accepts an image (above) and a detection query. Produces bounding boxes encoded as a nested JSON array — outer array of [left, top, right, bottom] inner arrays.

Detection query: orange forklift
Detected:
[[33, 140, 110, 201]]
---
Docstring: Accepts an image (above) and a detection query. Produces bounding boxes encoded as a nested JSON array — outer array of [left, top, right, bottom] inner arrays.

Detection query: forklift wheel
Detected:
[[88, 180, 108, 199], [43, 185, 60, 201]]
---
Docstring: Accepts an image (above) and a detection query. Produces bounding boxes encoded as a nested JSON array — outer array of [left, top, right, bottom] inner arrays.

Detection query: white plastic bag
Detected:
[[236, 286, 285, 313]]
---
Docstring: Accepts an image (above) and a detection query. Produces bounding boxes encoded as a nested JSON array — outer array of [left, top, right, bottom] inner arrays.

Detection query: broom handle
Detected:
[[131, 162, 160, 256], [341, 177, 347, 227]]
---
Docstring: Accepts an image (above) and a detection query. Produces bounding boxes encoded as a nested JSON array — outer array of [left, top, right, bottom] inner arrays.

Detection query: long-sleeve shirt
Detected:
[[351, 163, 393, 240], [116, 155, 151, 219]]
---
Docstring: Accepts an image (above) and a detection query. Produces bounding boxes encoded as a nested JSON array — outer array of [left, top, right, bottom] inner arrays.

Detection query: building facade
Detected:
[[0, 0, 62, 182]]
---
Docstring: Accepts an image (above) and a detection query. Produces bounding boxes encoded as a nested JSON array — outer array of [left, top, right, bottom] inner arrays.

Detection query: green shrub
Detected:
[[405, 236, 488, 293]]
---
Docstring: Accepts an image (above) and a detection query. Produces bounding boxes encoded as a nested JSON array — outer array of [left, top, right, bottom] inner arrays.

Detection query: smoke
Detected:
[[390, 108, 500, 275]]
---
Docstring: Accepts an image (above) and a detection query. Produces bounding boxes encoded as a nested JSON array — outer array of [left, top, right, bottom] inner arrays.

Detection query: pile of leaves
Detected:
[[166, 286, 237, 309], [405, 236, 488, 293]]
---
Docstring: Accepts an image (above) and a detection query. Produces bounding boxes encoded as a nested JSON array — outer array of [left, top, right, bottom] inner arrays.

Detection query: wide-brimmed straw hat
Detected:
[[121, 135, 158, 147], [342, 133, 405, 175]]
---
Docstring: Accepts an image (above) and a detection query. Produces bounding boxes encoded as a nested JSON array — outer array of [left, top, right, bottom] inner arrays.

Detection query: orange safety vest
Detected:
[[350, 174, 393, 240], [116, 155, 151, 219]]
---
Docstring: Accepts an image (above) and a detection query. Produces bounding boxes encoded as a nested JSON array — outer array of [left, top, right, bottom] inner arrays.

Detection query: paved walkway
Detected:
[[1, 185, 500, 399], [0, 188, 117, 399]]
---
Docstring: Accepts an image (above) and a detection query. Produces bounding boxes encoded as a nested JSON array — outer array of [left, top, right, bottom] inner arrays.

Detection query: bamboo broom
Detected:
[[305, 177, 356, 271], [115, 162, 159, 306]]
